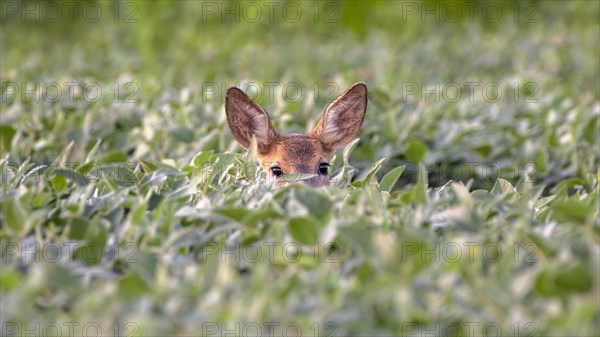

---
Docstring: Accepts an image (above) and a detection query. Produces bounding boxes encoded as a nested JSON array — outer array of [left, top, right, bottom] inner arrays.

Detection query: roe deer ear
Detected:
[[310, 82, 367, 151], [225, 87, 278, 151]]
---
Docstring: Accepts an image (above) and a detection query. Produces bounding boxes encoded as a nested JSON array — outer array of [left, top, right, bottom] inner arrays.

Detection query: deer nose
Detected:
[[302, 175, 329, 188]]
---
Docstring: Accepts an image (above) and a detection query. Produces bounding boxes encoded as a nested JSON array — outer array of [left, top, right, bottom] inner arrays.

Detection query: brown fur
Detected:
[[225, 82, 368, 187]]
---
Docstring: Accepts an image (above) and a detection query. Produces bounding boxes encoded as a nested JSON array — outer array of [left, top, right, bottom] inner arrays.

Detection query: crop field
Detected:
[[1, 0, 599, 336]]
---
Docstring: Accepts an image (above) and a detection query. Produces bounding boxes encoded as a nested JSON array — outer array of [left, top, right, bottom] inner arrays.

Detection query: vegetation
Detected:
[[1, 0, 598, 336]]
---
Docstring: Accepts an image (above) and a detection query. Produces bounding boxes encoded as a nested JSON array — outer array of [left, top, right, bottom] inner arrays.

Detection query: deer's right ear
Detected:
[[311, 82, 367, 151], [225, 87, 278, 151]]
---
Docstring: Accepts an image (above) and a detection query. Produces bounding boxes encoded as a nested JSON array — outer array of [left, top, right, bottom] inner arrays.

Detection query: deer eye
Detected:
[[271, 166, 284, 177], [318, 163, 330, 175]]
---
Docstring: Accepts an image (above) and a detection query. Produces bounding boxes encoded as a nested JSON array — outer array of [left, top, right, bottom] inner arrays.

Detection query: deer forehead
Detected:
[[258, 134, 332, 169]]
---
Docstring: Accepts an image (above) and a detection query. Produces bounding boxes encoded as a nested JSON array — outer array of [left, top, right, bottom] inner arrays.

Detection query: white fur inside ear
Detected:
[[251, 110, 270, 143], [226, 87, 278, 149], [320, 111, 341, 144], [319, 94, 364, 147]]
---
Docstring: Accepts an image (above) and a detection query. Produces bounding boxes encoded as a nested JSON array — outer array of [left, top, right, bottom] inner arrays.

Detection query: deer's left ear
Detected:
[[310, 82, 367, 151], [225, 87, 278, 152]]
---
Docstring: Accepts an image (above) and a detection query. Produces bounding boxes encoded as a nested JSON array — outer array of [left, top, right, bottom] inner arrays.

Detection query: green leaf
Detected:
[[294, 187, 333, 220], [380, 165, 406, 192], [74, 219, 107, 265], [535, 264, 593, 297], [45, 263, 82, 298], [118, 273, 150, 300], [127, 250, 158, 285], [0, 195, 27, 235], [116, 114, 142, 130], [534, 195, 556, 209], [32, 192, 52, 208], [362, 157, 385, 187], [0, 269, 21, 291], [52, 168, 90, 187], [491, 178, 517, 195], [342, 138, 360, 166], [535, 148, 548, 174], [215, 207, 252, 221], [98, 163, 137, 186], [278, 173, 316, 183], [51, 175, 68, 192], [242, 209, 281, 228], [245, 137, 258, 164], [193, 150, 214, 167], [0, 125, 16, 154], [76, 161, 96, 176], [406, 139, 427, 163], [583, 115, 598, 143], [74, 242, 104, 265], [413, 163, 428, 204], [551, 199, 591, 224], [131, 203, 147, 224], [170, 126, 194, 142], [526, 233, 556, 258], [67, 218, 89, 240], [473, 144, 492, 157], [369, 88, 391, 110], [140, 160, 159, 173], [535, 269, 559, 297], [95, 150, 128, 164], [339, 225, 372, 255], [289, 216, 320, 245], [555, 264, 592, 292], [554, 178, 584, 194]]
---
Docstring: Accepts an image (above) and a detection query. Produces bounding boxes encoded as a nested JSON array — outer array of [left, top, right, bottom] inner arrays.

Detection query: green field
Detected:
[[1, 0, 599, 336]]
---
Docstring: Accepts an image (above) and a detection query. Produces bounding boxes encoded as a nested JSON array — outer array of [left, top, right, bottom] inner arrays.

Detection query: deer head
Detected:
[[225, 82, 367, 187]]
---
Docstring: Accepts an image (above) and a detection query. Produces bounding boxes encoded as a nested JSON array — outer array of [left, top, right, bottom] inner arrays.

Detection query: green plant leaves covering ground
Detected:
[[1, 1, 599, 336]]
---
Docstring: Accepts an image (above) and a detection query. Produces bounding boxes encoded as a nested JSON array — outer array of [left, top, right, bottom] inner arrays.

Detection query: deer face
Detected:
[[225, 82, 368, 187]]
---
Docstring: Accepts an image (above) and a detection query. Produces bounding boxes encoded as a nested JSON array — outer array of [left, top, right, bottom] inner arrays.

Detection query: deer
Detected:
[[225, 82, 367, 188]]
